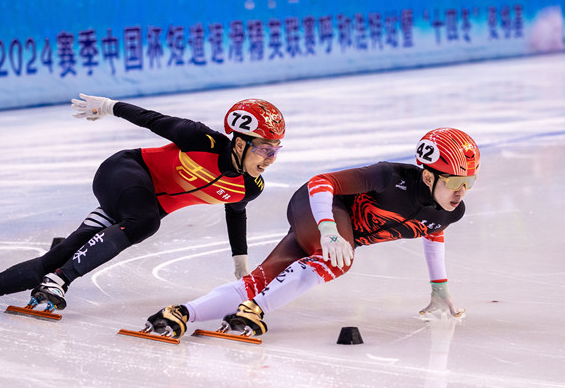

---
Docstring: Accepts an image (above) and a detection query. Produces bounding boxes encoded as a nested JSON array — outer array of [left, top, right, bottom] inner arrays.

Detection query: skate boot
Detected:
[[146, 305, 189, 339], [30, 273, 68, 310], [223, 299, 268, 336]]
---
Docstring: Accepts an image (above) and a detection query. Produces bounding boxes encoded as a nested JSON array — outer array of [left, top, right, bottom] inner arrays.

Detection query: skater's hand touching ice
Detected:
[[71, 93, 117, 121], [318, 221, 353, 268], [419, 281, 465, 318], [146, 305, 189, 338]]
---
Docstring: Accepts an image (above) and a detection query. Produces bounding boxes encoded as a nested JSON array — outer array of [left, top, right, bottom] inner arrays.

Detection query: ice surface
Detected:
[[1, 54, 564, 388]]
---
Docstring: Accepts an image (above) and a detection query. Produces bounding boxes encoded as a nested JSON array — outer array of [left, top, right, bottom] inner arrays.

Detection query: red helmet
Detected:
[[415, 127, 480, 176], [224, 99, 285, 140]]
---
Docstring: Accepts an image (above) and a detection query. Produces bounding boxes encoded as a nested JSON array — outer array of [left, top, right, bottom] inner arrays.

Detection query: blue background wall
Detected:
[[0, 0, 563, 110]]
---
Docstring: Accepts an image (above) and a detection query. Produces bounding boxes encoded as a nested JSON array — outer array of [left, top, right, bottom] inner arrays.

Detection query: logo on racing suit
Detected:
[[395, 180, 407, 190]]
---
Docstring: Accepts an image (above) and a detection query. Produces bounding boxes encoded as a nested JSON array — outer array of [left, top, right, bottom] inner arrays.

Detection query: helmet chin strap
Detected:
[[429, 171, 444, 210], [231, 140, 252, 174]]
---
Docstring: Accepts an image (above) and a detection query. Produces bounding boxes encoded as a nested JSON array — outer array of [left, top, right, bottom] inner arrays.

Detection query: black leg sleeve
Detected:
[[0, 257, 47, 296], [0, 207, 113, 296], [58, 224, 132, 283]]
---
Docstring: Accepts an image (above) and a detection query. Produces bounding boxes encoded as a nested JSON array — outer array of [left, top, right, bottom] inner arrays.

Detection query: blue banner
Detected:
[[0, 0, 563, 110]]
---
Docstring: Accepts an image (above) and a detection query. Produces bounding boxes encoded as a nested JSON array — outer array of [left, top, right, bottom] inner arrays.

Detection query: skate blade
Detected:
[[117, 329, 180, 345], [192, 329, 262, 344], [4, 305, 62, 321]]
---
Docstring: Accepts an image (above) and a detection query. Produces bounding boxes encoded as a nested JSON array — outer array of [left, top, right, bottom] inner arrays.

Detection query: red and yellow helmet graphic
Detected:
[[415, 127, 480, 176], [224, 98, 285, 140]]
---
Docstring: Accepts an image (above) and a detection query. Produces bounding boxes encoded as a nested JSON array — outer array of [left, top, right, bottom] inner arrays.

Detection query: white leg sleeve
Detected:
[[183, 280, 248, 323], [253, 260, 325, 314]]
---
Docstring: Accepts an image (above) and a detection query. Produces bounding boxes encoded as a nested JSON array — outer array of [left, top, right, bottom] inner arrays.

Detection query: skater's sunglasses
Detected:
[[247, 141, 282, 159], [438, 174, 477, 191]]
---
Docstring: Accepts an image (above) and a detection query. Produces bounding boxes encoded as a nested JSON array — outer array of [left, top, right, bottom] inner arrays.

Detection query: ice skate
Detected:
[[4, 273, 68, 321], [117, 322, 181, 345], [30, 273, 68, 311], [118, 305, 188, 345], [192, 300, 266, 345], [4, 298, 63, 321], [223, 299, 268, 336]]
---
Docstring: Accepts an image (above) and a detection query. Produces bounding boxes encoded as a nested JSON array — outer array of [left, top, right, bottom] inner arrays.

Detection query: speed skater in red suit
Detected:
[[0, 94, 286, 312]]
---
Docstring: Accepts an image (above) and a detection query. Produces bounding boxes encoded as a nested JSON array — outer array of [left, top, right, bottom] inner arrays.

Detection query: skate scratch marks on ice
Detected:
[[366, 354, 399, 364], [151, 238, 282, 281], [0, 242, 47, 256], [390, 327, 427, 343], [90, 233, 285, 296]]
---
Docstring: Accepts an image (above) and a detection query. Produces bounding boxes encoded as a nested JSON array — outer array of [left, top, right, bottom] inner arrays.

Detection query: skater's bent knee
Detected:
[[120, 216, 160, 244]]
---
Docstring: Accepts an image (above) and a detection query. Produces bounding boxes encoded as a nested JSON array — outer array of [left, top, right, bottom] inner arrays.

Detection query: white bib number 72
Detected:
[[226, 110, 259, 134]]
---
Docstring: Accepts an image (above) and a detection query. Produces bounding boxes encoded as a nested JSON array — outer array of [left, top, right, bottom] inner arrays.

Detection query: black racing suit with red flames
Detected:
[[241, 161, 465, 297], [182, 162, 468, 323]]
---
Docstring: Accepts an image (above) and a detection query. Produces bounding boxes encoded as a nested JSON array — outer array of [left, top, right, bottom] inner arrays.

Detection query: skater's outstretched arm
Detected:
[[71, 93, 218, 147]]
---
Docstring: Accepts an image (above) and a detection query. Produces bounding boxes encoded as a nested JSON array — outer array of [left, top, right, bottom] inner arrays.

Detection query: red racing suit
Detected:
[[114, 102, 265, 256]]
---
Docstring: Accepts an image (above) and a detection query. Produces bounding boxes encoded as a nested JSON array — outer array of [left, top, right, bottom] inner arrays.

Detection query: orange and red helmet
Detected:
[[224, 99, 285, 140], [415, 127, 480, 176]]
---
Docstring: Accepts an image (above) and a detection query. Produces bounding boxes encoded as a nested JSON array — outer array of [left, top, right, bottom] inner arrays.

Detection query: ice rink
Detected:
[[1, 53, 564, 388]]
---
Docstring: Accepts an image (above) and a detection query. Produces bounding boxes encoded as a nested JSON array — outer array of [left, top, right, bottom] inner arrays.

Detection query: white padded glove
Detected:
[[318, 221, 353, 268], [419, 281, 466, 318], [71, 93, 117, 121], [233, 254, 250, 280]]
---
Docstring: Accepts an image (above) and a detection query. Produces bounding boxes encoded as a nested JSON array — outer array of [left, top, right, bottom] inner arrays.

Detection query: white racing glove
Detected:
[[318, 221, 353, 268], [233, 254, 250, 280], [419, 281, 466, 318], [71, 93, 117, 121]]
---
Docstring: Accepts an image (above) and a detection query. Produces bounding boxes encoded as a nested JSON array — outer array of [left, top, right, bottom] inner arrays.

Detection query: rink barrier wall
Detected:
[[0, 0, 563, 110]]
